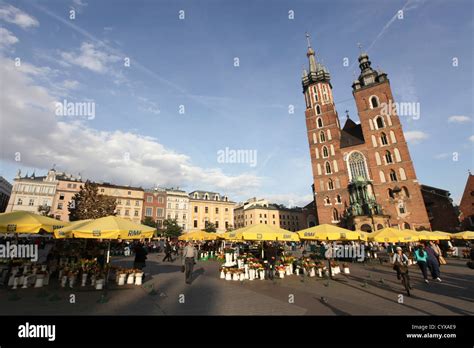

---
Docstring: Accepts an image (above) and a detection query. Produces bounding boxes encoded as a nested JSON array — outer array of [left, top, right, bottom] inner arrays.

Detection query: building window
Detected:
[[157, 208, 163, 217], [125, 210, 129, 216], [216, 207, 219, 214], [388, 189, 395, 199], [158, 197, 164, 203], [370, 96, 379, 108], [328, 179, 334, 190], [316, 105, 322, 115], [214, 195, 219, 201], [17, 198, 22, 205], [215, 221, 219, 228], [385, 151, 393, 164], [101, 188, 105, 193], [59, 194, 65, 200], [380, 132, 388, 145], [348, 151, 369, 180], [117, 199, 122, 205], [29, 199, 34, 206], [320, 131, 326, 142], [116, 209, 121, 215], [194, 206, 198, 213], [134, 210, 139, 217], [336, 195, 341, 203], [225, 208, 228, 212], [325, 162, 332, 174], [67, 183, 72, 188], [194, 220, 198, 228], [399, 204, 406, 215], [147, 196, 153, 203], [135, 200, 140, 206], [183, 214, 186, 220], [376, 116, 384, 129], [145, 207, 153, 216], [322, 146, 329, 158], [57, 203, 63, 210], [332, 209, 339, 222], [126, 200, 130, 206], [167, 203, 171, 209], [390, 169, 398, 182], [324, 196, 330, 205], [204, 194, 209, 200], [402, 187, 410, 198], [205, 207, 209, 214], [128, 191, 131, 195]]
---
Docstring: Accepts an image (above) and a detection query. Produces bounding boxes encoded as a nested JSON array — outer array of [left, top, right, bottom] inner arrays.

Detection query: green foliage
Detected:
[[68, 181, 117, 221]]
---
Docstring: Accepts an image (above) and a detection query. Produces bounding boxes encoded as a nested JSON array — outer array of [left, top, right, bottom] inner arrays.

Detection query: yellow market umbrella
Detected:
[[0, 211, 67, 233], [178, 231, 221, 241], [429, 231, 453, 240], [298, 224, 367, 241], [369, 227, 416, 243], [54, 219, 92, 239], [451, 231, 474, 240], [56, 216, 155, 240], [223, 224, 300, 242], [401, 229, 433, 241]]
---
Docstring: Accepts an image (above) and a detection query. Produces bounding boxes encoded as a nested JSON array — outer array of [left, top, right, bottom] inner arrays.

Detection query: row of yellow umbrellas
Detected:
[[0, 211, 154, 240], [2, 211, 473, 242]]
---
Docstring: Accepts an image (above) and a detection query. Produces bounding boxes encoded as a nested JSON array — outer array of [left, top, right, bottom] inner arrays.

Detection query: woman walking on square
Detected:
[[425, 242, 442, 282], [414, 244, 429, 283]]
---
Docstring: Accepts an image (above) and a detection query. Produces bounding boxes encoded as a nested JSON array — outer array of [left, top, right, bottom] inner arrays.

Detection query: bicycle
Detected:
[[396, 263, 411, 297]]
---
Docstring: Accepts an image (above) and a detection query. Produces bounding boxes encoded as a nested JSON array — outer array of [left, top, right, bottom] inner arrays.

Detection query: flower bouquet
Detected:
[[342, 262, 350, 274], [275, 265, 286, 278]]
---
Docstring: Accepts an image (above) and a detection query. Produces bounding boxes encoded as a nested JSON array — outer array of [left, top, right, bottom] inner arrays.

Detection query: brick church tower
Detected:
[[301, 34, 430, 231]]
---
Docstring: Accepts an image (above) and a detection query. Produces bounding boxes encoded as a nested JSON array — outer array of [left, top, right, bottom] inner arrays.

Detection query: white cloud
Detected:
[[0, 4, 39, 29], [0, 27, 18, 49], [264, 193, 314, 208], [434, 153, 449, 160], [448, 115, 471, 123], [404, 131, 429, 144], [469, 135, 474, 143], [72, 0, 88, 8], [137, 97, 160, 115], [62, 80, 80, 90], [0, 54, 261, 196], [60, 42, 121, 73]]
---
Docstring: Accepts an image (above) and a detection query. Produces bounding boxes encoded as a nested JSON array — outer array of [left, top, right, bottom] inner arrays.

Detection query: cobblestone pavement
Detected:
[[1, 253, 472, 315]]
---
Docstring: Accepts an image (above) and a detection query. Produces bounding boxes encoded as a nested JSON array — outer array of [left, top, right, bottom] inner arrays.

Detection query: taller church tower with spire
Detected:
[[302, 35, 430, 231]]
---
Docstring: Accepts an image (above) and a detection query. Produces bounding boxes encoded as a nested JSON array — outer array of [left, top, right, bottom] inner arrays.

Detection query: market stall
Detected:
[[0, 211, 68, 289]]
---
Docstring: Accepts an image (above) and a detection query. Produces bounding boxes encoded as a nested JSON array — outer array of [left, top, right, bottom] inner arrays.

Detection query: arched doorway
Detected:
[[360, 224, 372, 232], [377, 224, 384, 230], [403, 222, 411, 230]]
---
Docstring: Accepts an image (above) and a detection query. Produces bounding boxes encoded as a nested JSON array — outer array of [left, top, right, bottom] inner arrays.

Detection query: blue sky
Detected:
[[0, 0, 472, 205]]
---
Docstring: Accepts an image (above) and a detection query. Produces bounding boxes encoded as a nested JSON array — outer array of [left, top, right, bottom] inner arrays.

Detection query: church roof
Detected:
[[340, 118, 365, 148]]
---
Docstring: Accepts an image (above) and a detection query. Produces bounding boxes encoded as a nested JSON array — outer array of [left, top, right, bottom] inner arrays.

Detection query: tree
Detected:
[[38, 204, 54, 218], [225, 224, 234, 232], [163, 218, 182, 238], [203, 222, 216, 232], [68, 181, 117, 221], [141, 216, 156, 228]]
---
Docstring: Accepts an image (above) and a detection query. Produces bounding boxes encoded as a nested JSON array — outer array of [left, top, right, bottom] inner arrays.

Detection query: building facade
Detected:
[[142, 187, 167, 229], [6, 169, 58, 215], [301, 36, 430, 231], [51, 173, 83, 221], [97, 183, 144, 224], [188, 191, 235, 233], [0, 176, 12, 213], [165, 189, 189, 231], [278, 207, 305, 232], [420, 185, 459, 232], [459, 174, 474, 230]]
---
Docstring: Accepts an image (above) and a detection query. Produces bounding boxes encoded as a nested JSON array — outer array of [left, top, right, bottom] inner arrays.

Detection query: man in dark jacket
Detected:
[[133, 243, 147, 270], [425, 242, 442, 282], [162, 241, 174, 262]]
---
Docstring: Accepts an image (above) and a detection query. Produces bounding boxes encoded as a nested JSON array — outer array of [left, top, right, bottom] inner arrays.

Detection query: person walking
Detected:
[[133, 243, 148, 270], [425, 242, 442, 282], [183, 242, 197, 284], [162, 241, 174, 262], [414, 244, 429, 283]]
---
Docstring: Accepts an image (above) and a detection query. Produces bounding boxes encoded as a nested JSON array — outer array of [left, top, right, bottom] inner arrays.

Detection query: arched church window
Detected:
[[336, 195, 342, 203], [324, 196, 330, 205], [390, 169, 398, 182], [332, 209, 339, 222], [325, 161, 332, 174], [328, 179, 334, 190], [380, 132, 388, 145], [322, 146, 329, 158], [316, 105, 322, 115], [317, 117, 323, 127], [320, 131, 326, 142], [348, 151, 369, 181], [370, 96, 379, 108], [385, 151, 393, 164], [376, 116, 385, 129]]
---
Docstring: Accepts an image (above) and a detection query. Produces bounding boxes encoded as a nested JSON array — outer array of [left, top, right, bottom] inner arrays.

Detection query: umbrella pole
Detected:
[[105, 240, 111, 288]]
